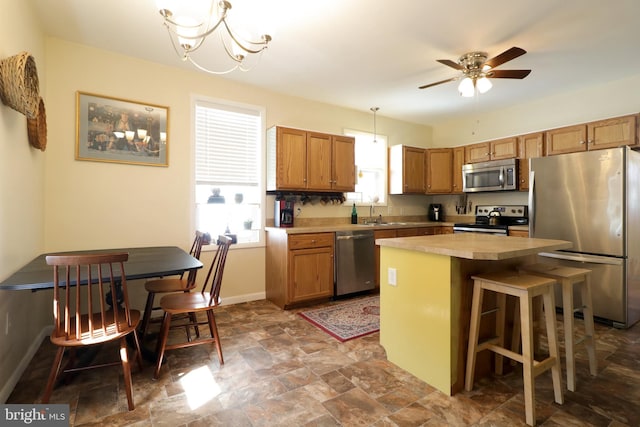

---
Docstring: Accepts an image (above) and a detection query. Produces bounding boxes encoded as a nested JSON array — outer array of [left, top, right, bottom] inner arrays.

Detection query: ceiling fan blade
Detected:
[[419, 77, 458, 89], [484, 47, 526, 69], [489, 69, 531, 79], [437, 59, 464, 70]]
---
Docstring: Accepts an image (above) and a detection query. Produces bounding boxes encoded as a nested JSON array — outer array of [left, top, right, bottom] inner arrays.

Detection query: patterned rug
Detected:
[[298, 295, 380, 342]]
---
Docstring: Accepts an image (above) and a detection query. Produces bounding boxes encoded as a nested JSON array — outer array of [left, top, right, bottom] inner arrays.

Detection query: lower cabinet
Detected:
[[508, 230, 529, 237], [266, 231, 334, 308]]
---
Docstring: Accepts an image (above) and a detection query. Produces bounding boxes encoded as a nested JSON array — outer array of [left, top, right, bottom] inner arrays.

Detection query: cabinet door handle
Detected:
[[311, 239, 316, 244], [580, 140, 586, 144]]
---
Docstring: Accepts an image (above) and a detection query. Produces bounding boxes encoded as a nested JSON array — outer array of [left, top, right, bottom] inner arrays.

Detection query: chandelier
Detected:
[[156, 0, 272, 75]]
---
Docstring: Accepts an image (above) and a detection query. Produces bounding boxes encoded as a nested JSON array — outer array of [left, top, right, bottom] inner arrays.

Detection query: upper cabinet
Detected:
[[389, 145, 426, 194], [451, 147, 465, 194], [331, 135, 357, 192], [588, 115, 637, 150], [517, 132, 545, 191], [464, 142, 490, 163], [465, 137, 517, 163], [267, 126, 355, 192], [518, 132, 545, 159], [546, 115, 638, 156], [426, 148, 453, 194]]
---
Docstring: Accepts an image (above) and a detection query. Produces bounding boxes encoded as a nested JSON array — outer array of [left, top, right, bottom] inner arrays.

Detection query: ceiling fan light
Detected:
[[477, 77, 492, 94], [458, 77, 475, 97]]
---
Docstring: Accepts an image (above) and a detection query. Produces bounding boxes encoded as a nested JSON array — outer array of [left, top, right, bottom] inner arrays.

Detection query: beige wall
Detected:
[[42, 38, 432, 309], [0, 0, 50, 402]]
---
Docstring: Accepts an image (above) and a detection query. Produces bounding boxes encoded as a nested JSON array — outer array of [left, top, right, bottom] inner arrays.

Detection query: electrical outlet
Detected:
[[388, 268, 397, 286]]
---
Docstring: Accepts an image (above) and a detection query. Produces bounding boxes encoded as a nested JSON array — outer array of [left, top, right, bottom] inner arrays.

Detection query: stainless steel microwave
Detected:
[[462, 158, 517, 192]]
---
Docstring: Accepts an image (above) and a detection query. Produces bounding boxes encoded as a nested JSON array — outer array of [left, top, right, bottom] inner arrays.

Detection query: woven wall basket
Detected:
[[0, 51, 40, 119], [27, 97, 47, 151]]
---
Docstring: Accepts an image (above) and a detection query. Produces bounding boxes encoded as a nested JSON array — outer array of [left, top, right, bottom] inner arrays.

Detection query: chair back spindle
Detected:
[[200, 235, 232, 306]]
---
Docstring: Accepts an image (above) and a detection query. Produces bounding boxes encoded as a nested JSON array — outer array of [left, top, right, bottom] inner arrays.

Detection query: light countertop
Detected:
[[265, 221, 454, 234], [376, 233, 570, 260]]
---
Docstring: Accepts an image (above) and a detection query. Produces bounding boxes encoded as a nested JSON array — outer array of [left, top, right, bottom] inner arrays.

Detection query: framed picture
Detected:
[[76, 92, 169, 167]]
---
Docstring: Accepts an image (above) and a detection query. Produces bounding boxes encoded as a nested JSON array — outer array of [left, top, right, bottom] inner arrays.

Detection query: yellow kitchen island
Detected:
[[377, 233, 571, 396]]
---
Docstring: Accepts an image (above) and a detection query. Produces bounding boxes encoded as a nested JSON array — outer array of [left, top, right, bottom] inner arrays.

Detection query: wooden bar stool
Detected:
[[519, 263, 597, 392], [466, 271, 563, 427]]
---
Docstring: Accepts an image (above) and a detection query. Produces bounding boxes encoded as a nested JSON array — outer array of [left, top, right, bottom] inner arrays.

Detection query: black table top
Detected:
[[0, 246, 203, 291]]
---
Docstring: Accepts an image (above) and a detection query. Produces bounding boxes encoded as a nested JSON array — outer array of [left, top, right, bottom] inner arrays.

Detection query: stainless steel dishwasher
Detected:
[[335, 230, 375, 296]]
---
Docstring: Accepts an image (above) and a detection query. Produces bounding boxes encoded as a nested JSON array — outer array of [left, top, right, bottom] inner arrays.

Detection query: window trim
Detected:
[[191, 95, 267, 249]]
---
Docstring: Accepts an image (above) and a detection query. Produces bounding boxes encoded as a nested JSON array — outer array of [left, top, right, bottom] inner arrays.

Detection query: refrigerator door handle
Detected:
[[528, 168, 535, 237], [538, 251, 624, 266]]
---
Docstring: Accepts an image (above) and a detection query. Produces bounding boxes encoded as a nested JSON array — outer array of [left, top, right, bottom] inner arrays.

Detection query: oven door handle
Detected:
[[453, 226, 508, 235], [499, 166, 505, 188]]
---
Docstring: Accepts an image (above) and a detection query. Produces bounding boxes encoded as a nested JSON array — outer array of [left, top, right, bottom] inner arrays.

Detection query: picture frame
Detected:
[[76, 92, 169, 167]]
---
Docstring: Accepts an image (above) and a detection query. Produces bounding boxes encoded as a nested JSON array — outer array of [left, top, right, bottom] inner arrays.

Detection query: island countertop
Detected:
[[376, 233, 571, 260]]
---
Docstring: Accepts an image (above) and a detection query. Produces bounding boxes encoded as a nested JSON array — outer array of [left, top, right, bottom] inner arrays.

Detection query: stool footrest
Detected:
[[485, 344, 523, 364]]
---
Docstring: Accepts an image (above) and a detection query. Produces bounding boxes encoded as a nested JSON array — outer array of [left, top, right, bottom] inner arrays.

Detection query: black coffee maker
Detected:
[[275, 199, 294, 227], [428, 203, 443, 222]]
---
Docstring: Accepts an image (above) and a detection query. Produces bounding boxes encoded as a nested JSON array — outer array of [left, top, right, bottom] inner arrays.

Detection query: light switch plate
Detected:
[[388, 268, 397, 286]]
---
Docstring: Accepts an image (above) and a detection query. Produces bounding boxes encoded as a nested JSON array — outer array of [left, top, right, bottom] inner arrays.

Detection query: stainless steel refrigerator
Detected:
[[529, 146, 640, 328]]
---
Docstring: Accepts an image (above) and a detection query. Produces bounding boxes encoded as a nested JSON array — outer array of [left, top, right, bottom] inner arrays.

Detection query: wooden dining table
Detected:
[[0, 246, 203, 291], [1, 245, 204, 363]]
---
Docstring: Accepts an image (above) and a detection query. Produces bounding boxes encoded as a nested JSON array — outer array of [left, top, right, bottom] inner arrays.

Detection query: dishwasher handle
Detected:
[[336, 234, 374, 241]]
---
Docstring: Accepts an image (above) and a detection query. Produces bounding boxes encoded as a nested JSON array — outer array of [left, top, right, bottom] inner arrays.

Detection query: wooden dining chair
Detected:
[[153, 235, 232, 379], [42, 252, 143, 410], [139, 231, 208, 340]]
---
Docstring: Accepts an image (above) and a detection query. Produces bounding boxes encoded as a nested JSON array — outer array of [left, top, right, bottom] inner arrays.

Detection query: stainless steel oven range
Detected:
[[453, 204, 528, 236]]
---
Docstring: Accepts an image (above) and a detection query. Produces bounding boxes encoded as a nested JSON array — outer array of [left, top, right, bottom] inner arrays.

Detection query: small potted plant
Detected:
[[243, 219, 253, 230]]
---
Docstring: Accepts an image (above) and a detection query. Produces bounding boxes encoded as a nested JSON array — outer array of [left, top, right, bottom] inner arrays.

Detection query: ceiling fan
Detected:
[[419, 47, 531, 96]]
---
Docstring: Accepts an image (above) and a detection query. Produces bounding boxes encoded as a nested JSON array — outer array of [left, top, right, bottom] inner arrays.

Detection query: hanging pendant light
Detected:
[[370, 107, 379, 143]]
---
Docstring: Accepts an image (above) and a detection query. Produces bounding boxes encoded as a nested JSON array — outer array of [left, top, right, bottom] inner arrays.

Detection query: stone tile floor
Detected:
[[7, 297, 640, 426]]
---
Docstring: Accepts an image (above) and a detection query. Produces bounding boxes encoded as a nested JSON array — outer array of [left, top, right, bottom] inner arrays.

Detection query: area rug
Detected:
[[298, 296, 380, 342]]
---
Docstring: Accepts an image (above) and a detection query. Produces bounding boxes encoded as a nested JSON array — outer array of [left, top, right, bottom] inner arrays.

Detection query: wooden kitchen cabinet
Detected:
[[389, 145, 426, 194], [508, 230, 529, 237], [331, 135, 357, 191], [588, 114, 637, 150], [491, 137, 518, 160], [465, 142, 491, 163], [517, 132, 545, 191], [465, 137, 517, 164], [266, 230, 334, 308], [266, 126, 355, 192], [545, 124, 587, 155], [451, 147, 465, 194], [305, 132, 333, 190], [545, 114, 638, 156], [426, 148, 453, 194]]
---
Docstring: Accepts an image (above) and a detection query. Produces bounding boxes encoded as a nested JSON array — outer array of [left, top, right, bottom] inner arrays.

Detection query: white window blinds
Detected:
[[195, 102, 260, 186]]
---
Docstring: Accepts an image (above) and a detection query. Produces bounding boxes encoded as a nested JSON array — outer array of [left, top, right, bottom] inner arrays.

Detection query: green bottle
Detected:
[[351, 203, 358, 224]]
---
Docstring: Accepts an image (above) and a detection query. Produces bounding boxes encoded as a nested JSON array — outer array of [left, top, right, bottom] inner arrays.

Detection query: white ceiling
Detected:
[[30, 0, 640, 126]]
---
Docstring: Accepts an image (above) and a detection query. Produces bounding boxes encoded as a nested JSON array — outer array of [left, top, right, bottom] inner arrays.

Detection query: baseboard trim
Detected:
[[221, 292, 266, 306], [1, 325, 53, 403]]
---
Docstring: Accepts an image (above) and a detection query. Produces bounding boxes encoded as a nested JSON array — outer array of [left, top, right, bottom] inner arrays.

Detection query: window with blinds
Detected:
[[194, 99, 264, 245]]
